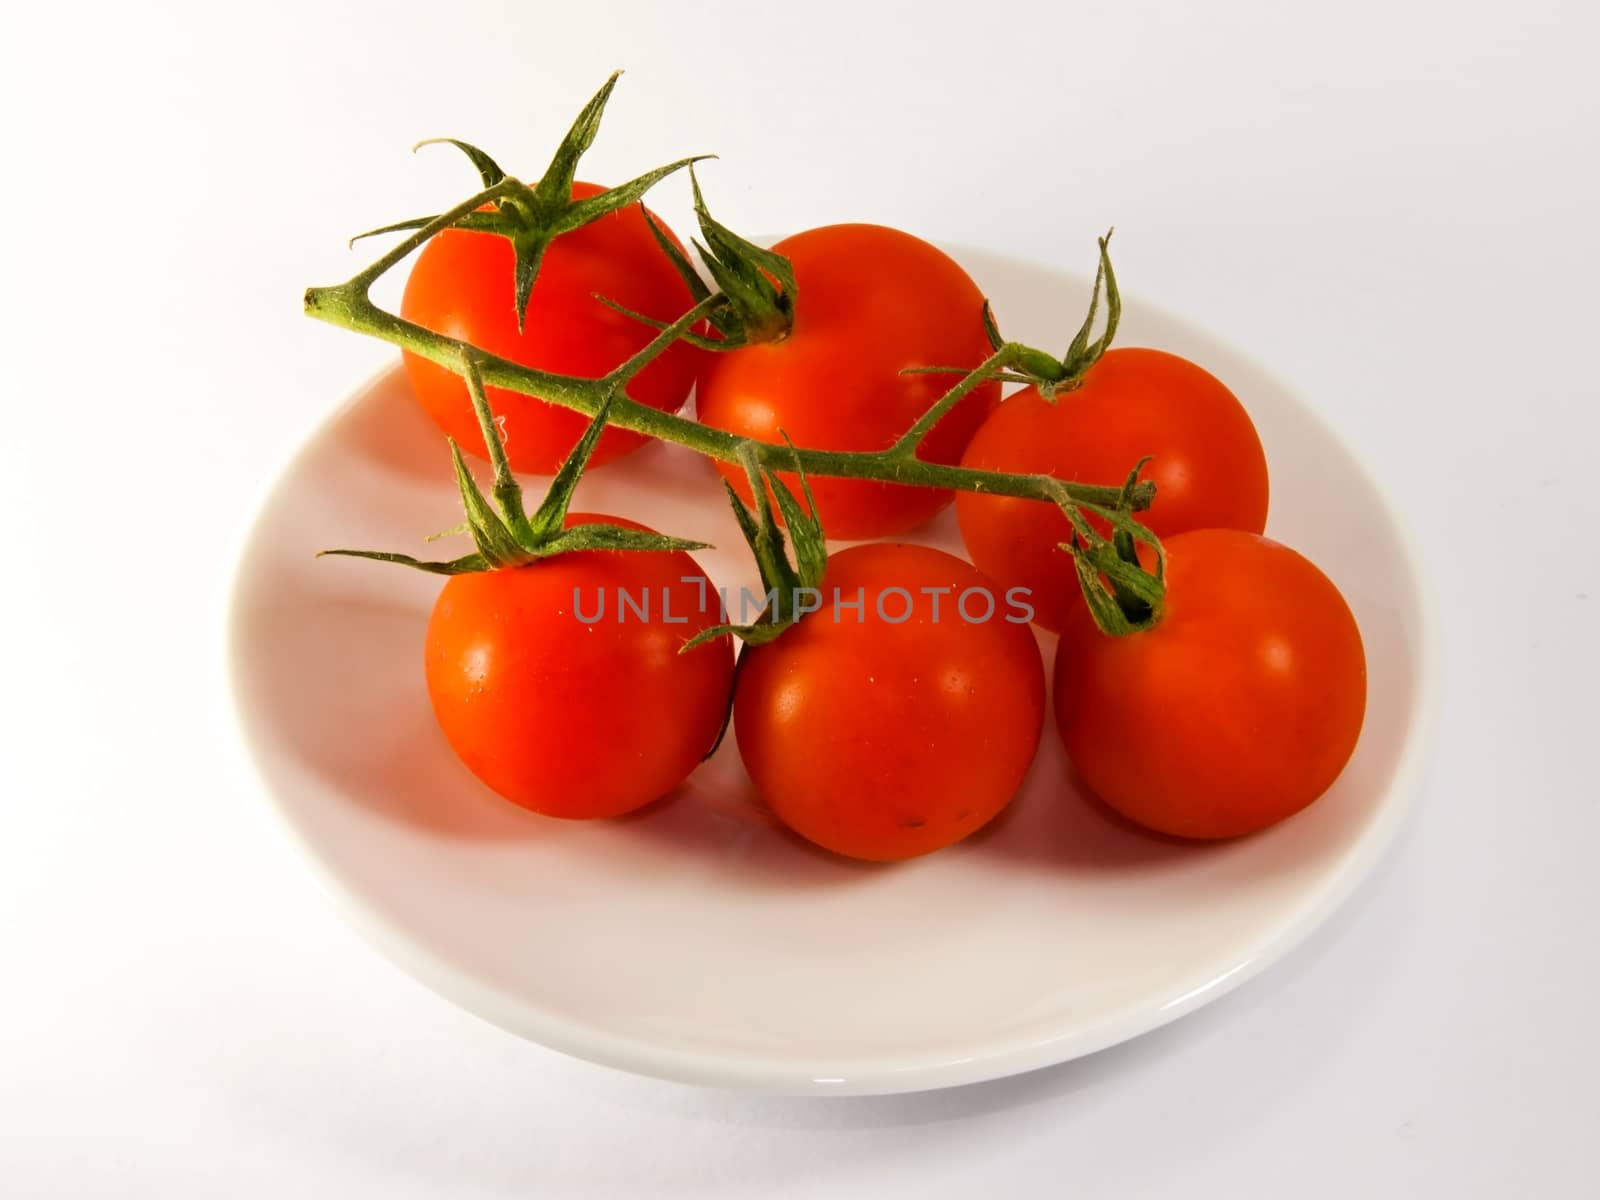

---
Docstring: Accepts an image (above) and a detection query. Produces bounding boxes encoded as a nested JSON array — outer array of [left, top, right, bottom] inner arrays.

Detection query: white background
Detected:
[[3, 1, 1597, 1195]]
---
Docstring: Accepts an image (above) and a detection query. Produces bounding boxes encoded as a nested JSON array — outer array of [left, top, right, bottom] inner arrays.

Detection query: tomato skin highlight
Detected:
[[424, 516, 733, 818], [400, 182, 701, 475], [956, 347, 1269, 631], [733, 544, 1045, 861], [1053, 529, 1366, 840], [695, 224, 1000, 540]]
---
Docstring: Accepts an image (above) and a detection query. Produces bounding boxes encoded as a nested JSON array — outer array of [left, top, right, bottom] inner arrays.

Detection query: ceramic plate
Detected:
[[227, 247, 1436, 1095]]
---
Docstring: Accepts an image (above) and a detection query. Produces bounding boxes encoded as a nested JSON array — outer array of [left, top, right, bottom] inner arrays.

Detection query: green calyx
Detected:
[[914, 231, 1120, 400], [1016, 228, 1120, 398], [1050, 459, 1166, 636], [349, 71, 710, 333], [606, 164, 796, 350], [1054, 229, 1121, 390], [319, 354, 708, 574], [682, 439, 827, 651], [682, 165, 797, 346]]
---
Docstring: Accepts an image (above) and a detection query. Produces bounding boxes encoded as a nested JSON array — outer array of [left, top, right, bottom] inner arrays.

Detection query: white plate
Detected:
[[227, 246, 1437, 1095]]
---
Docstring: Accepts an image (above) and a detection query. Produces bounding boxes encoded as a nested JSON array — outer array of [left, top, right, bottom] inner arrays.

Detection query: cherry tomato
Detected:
[[425, 516, 733, 818], [1053, 528, 1365, 839], [401, 183, 701, 474], [695, 224, 1000, 540], [733, 544, 1045, 861], [956, 347, 1269, 631]]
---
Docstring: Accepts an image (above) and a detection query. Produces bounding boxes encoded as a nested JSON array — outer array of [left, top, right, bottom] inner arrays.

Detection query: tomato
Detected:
[[956, 347, 1269, 631], [695, 224, 1000, 540], [1053, 529, 1365, 840], [401, 183, 701, 474], [424, 516, 733, 818], [733, 544, 1045, 861]]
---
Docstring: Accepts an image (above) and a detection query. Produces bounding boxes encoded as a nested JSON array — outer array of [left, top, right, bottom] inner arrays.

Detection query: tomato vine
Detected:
[[303, 72, 1165, 637]]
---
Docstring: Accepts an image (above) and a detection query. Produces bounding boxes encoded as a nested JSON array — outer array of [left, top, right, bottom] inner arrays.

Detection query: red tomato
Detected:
[[695, 224, 1000, 540], [401, 183, 701, 474], [956, 348, 1269, 631], [733, 544, 1045, 861], [1053, 529, 1365, 839], [425, 516, 733, 818]]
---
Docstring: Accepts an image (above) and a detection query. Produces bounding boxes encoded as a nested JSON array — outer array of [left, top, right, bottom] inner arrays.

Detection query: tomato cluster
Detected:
[[336, 112, 1367, 863]]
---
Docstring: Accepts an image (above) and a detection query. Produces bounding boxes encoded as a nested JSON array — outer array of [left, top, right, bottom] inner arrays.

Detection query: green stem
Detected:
[[459, 353, 531, 540], [346, 179, 517, 297], [303, 280, 1153, 512], [887, 345, 1015, 458], [309, 77, 1161, 641], [603, 293, 724, 389]]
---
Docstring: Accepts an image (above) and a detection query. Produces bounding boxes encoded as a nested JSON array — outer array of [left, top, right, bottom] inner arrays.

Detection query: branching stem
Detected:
[[305, 75, 1163, 636], [304, 274, 1152, 511]]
